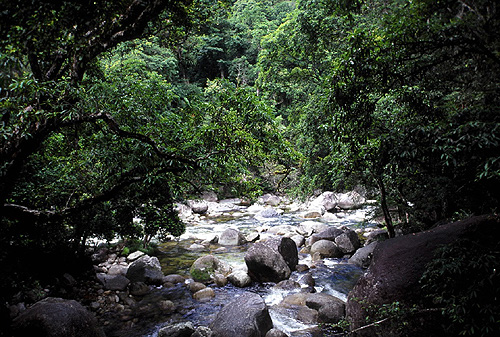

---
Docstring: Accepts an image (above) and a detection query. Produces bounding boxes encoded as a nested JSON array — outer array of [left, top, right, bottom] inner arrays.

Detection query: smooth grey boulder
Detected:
[[309, 227, 344, 245], [310, 240, 343, 258], [334, 230, 361, 254], [245, 238, 298, 283], [219, 228, 247, 246], [348, 242, 378, 268], [126, 255, 164, 285], [227, 270, 252, 288], [266, 237, 299, 271], [209, 292, 273, 337], [12, 297, 105, 337], [96, 273, 130, 291], [305, 293, 345, 323]]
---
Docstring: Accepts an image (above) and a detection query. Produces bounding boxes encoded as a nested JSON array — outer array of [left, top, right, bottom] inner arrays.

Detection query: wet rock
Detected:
[[227, 270, 252, 288], [193, 288, 215, 301], [336, 191, 365, 210], [96, 273, 130, 291], [189, 243, 206, 250], [310, 240, 343, 258], [187, 281, 206, 293], [265, 328, 289, 337], [210, 292, 273, 337], [267, 237, 299, 271], [192, 326, 214, 337], [190, 255, 232, 283], [159, 300, 175, 314], [126, 255, 164, 285], [299, 273, 315, 288], [334, 229, 361, 254], [256, 207, 280, 218], [245, 242, 291, 283], [126, 250, 145, 262], [219, 228, 247, 246], [188, 200, 209, 214], [163, 274, 186, 284], [213, 273, 228, 287], [274, 280, 301, 291], [297, 221, 328, 237], [12, 297, 105, 337], [302, 211, 322, 219], [305, 293, 345, 323], [348, 242, 378, 268], [129, 282, 150, 296], [158, 321, 195, 337], [246, 232, 260, 242], [310, 227, 344, 245], [297, 306, 319, 323], [290, 234, 305, 247], [260, 193, 281, 206]]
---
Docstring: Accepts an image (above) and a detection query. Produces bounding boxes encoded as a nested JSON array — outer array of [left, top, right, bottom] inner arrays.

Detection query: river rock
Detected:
[[245, 243, 291, 282], [305, 293, 345, 323], [127, 250, 145, 262], [190, 255, 232, 283], [310, 240, 343, 258], [192, 326, 214, 337], [256, 207, 280, 218], [158, 322, 195, 337], [260, 193, 281, 206], [348, 241, 377, 268], [302, 211, 323, 219], [336, 191, 365, 210], [187, 281, 206, 293], [96, 273, 130, 291], [274, 279, 301, 291], [311, 191, 339, 211], [265, 328, 288, 337], [188, 200, 209, 214], [126, 255, 164, 285], [334, 229, 361, 254], [209, 292, 273, 337], [267, 237, 299, 271], [129, 282, 150, 296], [163, 274, 186, 284], [12, 297, 105, 337], [193, 288, 215, 301], [346, 215, 500, 336], [213, 273, 228, 287], [290, 234, 305, 248], [107, 264, 128, 276], [219, 228, 247, 246], [227, 270, 252, 287], [310, 227, 344, 245], [202, 191, 218, 202], [297, 221, 328, 237]]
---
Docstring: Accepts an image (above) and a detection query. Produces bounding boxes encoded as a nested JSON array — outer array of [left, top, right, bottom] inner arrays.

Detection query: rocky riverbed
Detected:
[[10, 191, 386, 337]]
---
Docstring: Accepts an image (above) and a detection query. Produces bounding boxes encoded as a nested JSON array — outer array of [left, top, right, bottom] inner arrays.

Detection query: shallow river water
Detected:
[[147, 207, 377, 336]]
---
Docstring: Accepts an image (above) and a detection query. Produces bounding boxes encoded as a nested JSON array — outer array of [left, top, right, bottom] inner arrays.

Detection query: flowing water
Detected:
[[146, 206, 377, 336]]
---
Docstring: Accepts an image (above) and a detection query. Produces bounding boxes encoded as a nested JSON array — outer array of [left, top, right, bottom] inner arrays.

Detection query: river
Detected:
[[146, 205, 377, 336]]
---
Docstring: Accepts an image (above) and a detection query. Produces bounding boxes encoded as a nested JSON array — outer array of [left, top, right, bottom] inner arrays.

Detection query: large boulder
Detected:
[[310, 191, 338, 212], [12, 297, 105, 337], [336, 191, 365, 210], [126, 255, 164, 285], [348, 242, 377, 268], [266, 237, 298, 271], [190, 255, 232, 283], [346, 215, 500, 336], [309, 227, 344, 245], [96, 273, 130, 291], [209, 292, 273, 337], [334, 229, 361, 254], [310, 240, 343, 259], [245, 238, 298, 283], [305, 293, 345, 323], [188, 200, 209, 214], [219, 228, 247, 246]]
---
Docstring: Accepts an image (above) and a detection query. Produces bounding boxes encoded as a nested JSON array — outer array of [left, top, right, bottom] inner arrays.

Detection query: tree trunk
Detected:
[[377, 176, 396, 238]]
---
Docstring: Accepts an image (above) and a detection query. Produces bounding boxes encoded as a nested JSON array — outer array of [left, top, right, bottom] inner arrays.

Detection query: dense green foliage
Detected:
[[421, 239, 500, 336]]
